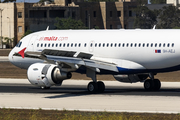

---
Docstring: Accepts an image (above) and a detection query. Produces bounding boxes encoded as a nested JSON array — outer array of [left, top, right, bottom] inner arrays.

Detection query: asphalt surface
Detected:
[[0, 56, 8, 62], [1, 79, 180, 113], [1, 80, 180, 97]]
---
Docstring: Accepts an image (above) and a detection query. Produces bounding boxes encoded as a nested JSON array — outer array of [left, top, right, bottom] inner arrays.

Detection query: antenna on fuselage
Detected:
[[153, 25, 156, 29], [46, 26, 49, 31]]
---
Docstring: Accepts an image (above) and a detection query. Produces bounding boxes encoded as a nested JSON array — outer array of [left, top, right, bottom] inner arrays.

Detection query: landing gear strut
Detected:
[[86, 67, 105, 93], [144, 73, 161, 91]]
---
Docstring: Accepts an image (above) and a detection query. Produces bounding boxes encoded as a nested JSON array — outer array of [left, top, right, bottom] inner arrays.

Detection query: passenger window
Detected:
[[167, 43, 170, 47], [37, 43, 39, 47], [52, 44, 54, 47], [103, 43, 105, 47], [48, 44, 50, 47], [75, 43, 77, 47], [118, 43, 121, 47], [130, 43, 133, 47], [111, 43, 113, 47], [143, 43, 145, 47], [107, 43, 109, 47], [122, 43, 125, 47], [159, 44, 161, 47], [139, 43, 141, 47], [99, 43, 101, 47], [90, 43, 93, 47], [56, 43, 58, 47], [45, 44, 47, 47], [67, 43, 69, 47], [71, 43, 73, 47], [114, 43, 117, 47], [41, 43, 43, 47], [155, 43, 157, 47], [84, 43, 87, 47], [147, 43, 149, 47], [79, 43, 81, 47], [63, 43, 65, 47], [172, 43, 174, 47], [151, 43, 153, 47], [126, 43, 129, 47], [163, 43, 165, 47], [59, 43, 62, 47], [134, 43, 137, 47], [95, 43, 97, 47]]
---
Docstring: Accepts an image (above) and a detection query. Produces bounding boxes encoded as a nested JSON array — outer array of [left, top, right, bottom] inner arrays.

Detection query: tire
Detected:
[[144, 79, 153, 91], [87, 82, 98, 93], [97, 81, 105, 93], [153, 79, 161, 91], [41, 86, 50, 89]]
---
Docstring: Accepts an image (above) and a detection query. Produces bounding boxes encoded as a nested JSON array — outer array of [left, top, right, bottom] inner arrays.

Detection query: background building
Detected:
[[0, 0, 137, 47]]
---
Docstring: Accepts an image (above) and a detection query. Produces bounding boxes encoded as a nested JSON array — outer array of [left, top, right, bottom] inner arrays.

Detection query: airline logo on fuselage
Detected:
[[155, 49, 175, 53], [39, 36, 68, 41]]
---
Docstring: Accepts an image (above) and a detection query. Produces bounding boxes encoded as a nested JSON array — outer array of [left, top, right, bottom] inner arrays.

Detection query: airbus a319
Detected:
[[8, 29, 180, 93]]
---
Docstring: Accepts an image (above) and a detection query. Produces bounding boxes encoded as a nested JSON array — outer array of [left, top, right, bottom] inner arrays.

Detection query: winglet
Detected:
[[46, 26, 49, 31], [18, 48, 26, 58], [153, 25, 156, 29]]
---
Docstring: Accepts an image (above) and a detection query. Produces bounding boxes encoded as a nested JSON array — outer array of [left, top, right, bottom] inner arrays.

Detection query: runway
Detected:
[[0, 78, 180, 113], [0, 56, 8, 62]]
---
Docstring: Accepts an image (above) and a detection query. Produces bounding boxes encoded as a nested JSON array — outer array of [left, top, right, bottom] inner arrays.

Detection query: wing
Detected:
[[25, 49, 119, 73]]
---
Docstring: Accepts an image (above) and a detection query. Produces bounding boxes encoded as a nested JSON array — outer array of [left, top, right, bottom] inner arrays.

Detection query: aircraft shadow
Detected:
[[1, 84, 180, 99]]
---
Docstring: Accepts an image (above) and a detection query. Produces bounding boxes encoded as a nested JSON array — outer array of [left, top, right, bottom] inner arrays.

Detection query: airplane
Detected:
[[8, 29, 179, 93]]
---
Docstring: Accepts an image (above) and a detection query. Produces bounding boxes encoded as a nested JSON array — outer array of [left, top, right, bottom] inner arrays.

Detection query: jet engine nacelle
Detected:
[[114, 74, 148, 83], [27, 63, 72, 87]]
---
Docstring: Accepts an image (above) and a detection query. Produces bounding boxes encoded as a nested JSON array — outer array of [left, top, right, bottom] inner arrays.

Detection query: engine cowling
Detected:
[[114, 74, 148, 83], [27, 63, 72, 87]]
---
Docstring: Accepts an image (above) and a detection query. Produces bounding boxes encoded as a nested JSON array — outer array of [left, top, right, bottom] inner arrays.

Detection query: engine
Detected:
[[114, 74, 148, 83], [27, 63, 72, 87]]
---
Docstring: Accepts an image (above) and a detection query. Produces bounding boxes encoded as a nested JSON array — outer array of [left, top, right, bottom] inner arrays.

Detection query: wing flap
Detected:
[[42, 49, 76, 57], [46, 55, 118, 72]]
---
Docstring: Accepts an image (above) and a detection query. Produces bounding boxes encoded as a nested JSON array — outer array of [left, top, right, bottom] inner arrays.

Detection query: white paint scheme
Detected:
[[8, 29, 180, 91], [9, 29, 180, 70]]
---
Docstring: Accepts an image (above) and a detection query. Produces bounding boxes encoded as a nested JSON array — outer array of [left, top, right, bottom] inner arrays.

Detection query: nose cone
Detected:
[[8, 49, 14, 63]]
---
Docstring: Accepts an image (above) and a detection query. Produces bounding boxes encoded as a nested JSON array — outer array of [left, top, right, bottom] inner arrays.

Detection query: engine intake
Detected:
[[114, 74, 148, 83], [27, 63, 72, 87]]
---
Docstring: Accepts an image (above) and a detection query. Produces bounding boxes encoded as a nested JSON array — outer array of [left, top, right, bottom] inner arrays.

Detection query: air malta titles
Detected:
[[39, 36, 68, 41]]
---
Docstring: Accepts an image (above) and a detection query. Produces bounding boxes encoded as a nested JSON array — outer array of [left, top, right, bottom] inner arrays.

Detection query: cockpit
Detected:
[[16, 41, 22, 47]]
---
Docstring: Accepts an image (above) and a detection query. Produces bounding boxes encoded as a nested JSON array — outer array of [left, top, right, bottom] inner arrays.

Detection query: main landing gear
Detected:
[[144, 73, 161, 91], [86, 67, 105, 93], [87, 81, 105, 93]]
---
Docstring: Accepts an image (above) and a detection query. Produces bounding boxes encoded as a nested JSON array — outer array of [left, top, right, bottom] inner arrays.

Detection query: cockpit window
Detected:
[[16, 41, 22, 47]]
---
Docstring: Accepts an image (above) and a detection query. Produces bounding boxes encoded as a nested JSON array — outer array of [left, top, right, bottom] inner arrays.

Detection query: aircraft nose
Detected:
[[8, 49, 14, 63]]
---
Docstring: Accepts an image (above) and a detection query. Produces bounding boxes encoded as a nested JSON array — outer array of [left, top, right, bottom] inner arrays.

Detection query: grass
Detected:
[[0, 108, 180, 120]]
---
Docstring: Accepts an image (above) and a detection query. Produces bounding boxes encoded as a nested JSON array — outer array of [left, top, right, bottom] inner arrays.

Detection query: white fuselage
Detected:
[[9, 29, 180, 74]]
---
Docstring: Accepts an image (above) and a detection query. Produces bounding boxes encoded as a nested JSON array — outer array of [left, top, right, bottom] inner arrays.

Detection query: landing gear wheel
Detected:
[[144, 79, 153, 91], [41, 86, 50, 89], [87, 82, 98, 93], [153, 79, 161, 91], [97, 81, 105, 93]]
